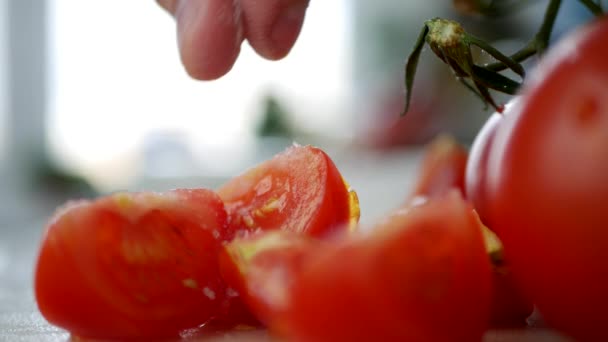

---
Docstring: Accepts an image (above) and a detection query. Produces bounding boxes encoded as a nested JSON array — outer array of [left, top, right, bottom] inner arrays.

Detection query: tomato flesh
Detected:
[[219, 231, 320, 328], [217, 145, 359, 238], [35, 189, 229, 339], [223, 192, 492, 342]]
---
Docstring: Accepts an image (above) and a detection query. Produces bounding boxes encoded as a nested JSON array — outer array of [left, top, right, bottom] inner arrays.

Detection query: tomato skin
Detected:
[[465, 112, 503, 225], [465, 108, 535, 327], [411, 134, 469, 199], [217, 145, 359, 238], [224, 192, 492, 342], [35, 189, 229, 340], [484, 17, 608, 341]]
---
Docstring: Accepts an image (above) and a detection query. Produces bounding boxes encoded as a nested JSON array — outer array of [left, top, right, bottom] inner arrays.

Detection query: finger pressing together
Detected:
[[157, 0, 310, 80]]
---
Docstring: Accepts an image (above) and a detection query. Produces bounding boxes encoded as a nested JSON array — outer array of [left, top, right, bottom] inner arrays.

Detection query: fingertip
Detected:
[[156, 0, 178, 15], [179, 35, 241, 81], [175, 0, 244, 80], [267, 2, 308, 59]]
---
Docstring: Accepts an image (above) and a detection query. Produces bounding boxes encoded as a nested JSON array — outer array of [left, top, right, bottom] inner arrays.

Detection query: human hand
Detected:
[[157, 0, 310, 80]]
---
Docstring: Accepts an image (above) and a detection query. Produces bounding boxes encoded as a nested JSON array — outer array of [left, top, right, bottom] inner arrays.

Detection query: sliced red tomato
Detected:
[[480, 16, 608, 341], [219, 230, 320, 327], [414, 133, 533, 326], [222, 191, 492, 342], [410, 134, 468, 199], [35, 189, 229, 340], [217, 145, 359, 238]]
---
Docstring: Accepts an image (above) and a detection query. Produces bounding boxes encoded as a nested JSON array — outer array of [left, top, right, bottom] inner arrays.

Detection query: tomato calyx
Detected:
[[403, 0, 604, 116], [404, 17, 523, 114]]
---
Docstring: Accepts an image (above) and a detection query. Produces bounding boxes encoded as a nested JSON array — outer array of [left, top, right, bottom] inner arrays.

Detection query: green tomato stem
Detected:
[[485, 0, 562, 72]]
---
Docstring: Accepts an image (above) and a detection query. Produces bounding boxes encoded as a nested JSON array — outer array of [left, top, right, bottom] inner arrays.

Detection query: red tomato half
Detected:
[[415, 133, 533, 326], [219, 231, 320, 327], [482, 16, 608, 341], [222, 191, 492, 342], [35, 189, 229, 340], [217, 145, 359, 238]]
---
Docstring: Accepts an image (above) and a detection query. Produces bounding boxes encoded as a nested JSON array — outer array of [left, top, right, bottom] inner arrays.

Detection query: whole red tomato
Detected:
[[477, 16, 608, 341], [465, 110, 503, 226]]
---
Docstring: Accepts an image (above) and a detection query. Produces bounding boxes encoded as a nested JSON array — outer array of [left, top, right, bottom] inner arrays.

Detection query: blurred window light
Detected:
[[47, 0, 351, 191]]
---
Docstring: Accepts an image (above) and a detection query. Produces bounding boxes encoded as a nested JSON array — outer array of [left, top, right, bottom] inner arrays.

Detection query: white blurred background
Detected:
[[46, 1, 354, 190]]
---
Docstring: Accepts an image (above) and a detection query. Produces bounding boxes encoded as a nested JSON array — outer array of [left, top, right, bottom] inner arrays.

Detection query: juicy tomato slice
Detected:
[[222, 191, 492, 342], [219, 231, 320, 327], [484, 17, 608, 341], [217, 145, 359, 238], [35, 189, 229, 340], [410, 134, 468, 199], [413, 133, 533, 326]]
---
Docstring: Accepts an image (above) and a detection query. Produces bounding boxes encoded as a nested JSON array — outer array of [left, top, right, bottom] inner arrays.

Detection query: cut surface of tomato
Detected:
[[217, 145, 359, 238], [35, 189, 229, 340], [222, 191, 492, 342], [219, 230, 320, 328]]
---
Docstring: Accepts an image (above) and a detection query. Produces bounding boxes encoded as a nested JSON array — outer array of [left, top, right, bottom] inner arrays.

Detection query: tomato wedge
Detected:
[[219, 230, 319, 327], [217, 145, 359, 238], [413, 134, 533, 326], [222, 191, 492, 342], [35, 189, 229, 340]]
